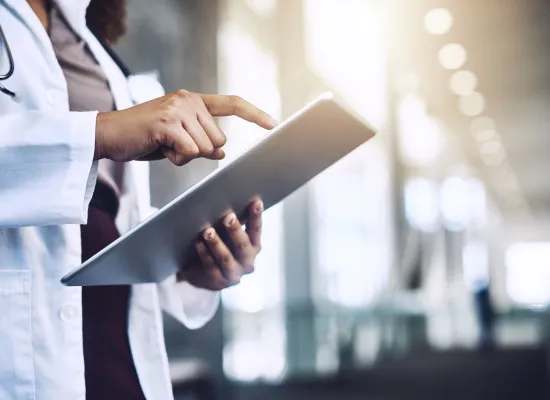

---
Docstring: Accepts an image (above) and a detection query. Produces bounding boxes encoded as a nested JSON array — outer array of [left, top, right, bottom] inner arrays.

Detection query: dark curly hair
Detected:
[[86, 0, 128, 44]]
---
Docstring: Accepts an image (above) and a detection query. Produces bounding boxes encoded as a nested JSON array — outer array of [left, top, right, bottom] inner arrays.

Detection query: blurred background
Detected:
[[116, 0, 550, 399]]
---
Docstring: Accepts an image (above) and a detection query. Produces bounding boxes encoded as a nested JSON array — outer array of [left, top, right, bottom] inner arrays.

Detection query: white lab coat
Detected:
[[0, 1, 219, 399]]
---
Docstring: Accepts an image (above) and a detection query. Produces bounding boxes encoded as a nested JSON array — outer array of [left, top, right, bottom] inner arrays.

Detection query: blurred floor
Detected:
[[228, 347, 548, 400]]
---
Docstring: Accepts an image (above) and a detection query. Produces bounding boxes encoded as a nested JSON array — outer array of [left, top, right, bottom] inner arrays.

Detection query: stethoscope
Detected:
[[0, 22, 16, 98], [0, 20, 146, 100]]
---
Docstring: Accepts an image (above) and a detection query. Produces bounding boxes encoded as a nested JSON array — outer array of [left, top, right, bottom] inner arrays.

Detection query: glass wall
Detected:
[[218, 0, 394, 381], [217, 0, 286, 382], [217, 0, 550, 385]]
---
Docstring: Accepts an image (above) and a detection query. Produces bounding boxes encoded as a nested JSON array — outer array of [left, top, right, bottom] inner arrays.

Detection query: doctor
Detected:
[[0, 0, 276, 399]]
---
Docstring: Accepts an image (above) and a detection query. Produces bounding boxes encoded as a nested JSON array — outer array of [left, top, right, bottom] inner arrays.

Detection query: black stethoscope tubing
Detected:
[[0, 21, 16, 98], [0, 20, 131, 99]]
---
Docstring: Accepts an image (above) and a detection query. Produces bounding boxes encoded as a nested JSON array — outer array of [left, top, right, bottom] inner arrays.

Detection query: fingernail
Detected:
[[255, 201, 264, 214], [269, 117, 278, 128], [196, 241, 205, 250], [204, 228, 215, 240], [225, 213, 236, 227]]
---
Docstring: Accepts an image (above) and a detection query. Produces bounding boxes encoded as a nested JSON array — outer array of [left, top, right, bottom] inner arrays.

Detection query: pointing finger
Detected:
[[200, 94, 278, 130]]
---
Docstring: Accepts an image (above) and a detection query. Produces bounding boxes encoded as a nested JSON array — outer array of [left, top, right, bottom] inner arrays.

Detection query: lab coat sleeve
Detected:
[[0, 110, 98, 227], [157, 274, 220, 330]]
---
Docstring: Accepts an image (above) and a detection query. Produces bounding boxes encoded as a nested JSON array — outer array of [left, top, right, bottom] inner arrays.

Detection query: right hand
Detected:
[[94, 89, 277, 165]]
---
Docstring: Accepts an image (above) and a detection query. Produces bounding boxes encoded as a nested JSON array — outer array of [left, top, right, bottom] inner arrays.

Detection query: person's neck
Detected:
[[27, 0, 49, 31]]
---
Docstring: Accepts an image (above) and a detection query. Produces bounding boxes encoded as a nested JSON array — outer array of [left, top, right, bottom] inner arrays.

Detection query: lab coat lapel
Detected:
[[2, 0, 90, 89], [3, 0, 90, 36], [2, 0, 58, 69]]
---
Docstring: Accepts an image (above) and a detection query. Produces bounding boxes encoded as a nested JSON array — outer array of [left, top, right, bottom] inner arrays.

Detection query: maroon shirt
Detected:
[[49, 4, 145, 399], [80, 189, 145, 400]]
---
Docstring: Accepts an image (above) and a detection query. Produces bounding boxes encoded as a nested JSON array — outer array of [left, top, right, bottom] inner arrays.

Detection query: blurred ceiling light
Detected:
[[474, 129, 497, 142], [480, 140, 504, 156], [481, 150, 505, 166], [398, 95, 445, 166], [470, 116, 495, 134], [405, 178, 439, 231], [395, 72, 420, 94], [494, 177, 516, 192], [424, 8, 454, 35], [505, 194, 523, 208], [400, 93, 427, 115], [493, 167, 516, 186], [246, 0, 277, 16], [440, 176, 469, 231], [304, 0, 387, 126], [467, 178, 488, 228], [449, 70, 478, 96], [458, 91, 485, 116], [438, 43, 467, 70]]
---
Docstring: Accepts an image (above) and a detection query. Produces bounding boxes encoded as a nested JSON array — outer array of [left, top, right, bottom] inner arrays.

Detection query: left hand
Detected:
[[178, 199, 263, 290]]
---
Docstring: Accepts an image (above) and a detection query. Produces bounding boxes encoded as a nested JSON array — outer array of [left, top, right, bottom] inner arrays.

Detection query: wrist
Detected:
[[94, 112, 109, 160]]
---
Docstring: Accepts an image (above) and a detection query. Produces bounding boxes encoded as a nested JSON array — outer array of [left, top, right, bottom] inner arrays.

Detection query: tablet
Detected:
[[61, 92, 376, 286]]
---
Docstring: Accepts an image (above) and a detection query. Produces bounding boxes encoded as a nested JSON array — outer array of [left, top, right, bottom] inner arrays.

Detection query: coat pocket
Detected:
[[0, 270, 35, 400]]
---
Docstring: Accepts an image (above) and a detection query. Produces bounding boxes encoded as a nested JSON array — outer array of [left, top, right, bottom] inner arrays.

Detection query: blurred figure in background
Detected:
[[474, 283, 496, 350]]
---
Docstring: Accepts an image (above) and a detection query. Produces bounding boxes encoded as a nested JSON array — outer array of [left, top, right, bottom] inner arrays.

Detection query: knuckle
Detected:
[[158, 109, 177, 125], [186, 146, 200, 158], [228, 95, 242, 104], [220, 255, 232, 267], [214, 279, 227, 291], [150, 129, 166, 146], [202, 145, 215, 155], [196, 243, 207, 255], [244, 264, 255, 274], [228, 95, 242, 112], [174, 89, 191, 99], [220, 263, 242, 286], [190, 92, 203, 103], [236, 241, 248, 250], [227, 274, 242, 286], [226, 221, 239, 232]]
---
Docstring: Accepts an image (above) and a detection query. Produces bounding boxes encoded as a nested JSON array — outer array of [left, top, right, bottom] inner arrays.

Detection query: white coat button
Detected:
[[59, 304, 80, 321], [46, 89, 66, 105]]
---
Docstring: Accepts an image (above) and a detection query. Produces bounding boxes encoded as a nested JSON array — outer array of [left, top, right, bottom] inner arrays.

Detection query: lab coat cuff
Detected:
[[58, 111, 98, 224], [158, 275, 220, 330]]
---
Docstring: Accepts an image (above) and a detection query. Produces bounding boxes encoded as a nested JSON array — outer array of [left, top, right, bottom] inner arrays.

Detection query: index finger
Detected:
[[200, 94, 278, 130]]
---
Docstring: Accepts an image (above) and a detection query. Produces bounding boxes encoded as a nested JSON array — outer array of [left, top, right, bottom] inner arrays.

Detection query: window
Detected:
[[218, 20, 286, 382], [506, 242, 550, 307], [304, 0, 392, 307]]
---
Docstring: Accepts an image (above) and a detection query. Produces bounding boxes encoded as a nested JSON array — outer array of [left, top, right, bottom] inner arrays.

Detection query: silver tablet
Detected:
[[61, 92, 376, 286]]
